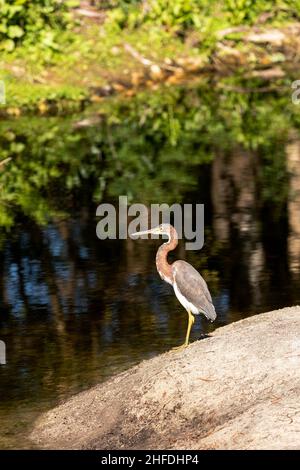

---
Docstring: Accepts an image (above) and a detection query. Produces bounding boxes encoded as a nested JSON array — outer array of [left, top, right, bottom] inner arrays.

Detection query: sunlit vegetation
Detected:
[[1, 1, 300, 110]]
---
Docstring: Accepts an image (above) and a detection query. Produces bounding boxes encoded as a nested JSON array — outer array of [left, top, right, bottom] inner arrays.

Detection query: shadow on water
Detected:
[[1, 79, 300, 447]]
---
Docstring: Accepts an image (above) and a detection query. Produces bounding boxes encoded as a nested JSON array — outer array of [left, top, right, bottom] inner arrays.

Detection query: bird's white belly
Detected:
[[173, 281, 199, 315]]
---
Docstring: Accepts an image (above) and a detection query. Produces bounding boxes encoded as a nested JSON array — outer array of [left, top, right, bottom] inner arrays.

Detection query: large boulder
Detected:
[[30, 307, 300, 450]]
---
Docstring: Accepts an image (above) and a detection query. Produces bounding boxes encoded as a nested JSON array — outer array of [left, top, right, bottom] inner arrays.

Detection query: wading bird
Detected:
[[132, 224, 216, 350]]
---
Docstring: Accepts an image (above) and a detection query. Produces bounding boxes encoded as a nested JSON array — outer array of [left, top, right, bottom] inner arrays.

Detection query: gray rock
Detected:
[[30, 306, 300, 450]]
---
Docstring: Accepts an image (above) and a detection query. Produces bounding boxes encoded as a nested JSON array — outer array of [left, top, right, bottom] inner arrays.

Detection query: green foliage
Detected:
[[1, 0, 300, 112], [223, 0, 300, 24], [108, 0, 300, 32], [0, 80, 298, 231], [0, 116, 101, 228], [5, 79, 87, 111], [0, 0, 77, 52]]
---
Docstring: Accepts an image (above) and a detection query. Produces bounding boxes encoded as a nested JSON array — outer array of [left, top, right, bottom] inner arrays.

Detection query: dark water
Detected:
[[1, 80, 300, 448]]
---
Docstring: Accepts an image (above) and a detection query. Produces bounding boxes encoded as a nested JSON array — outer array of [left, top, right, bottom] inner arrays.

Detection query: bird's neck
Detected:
[[155, 228, 178, 285]]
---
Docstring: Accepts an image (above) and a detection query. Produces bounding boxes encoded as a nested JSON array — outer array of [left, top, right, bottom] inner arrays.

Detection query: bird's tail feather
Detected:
[[203, 302, 217, 322]]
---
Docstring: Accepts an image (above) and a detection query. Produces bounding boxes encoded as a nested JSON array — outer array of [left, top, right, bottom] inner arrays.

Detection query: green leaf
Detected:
[[7, 25, 24, 39], [1, 39, 15, 51]]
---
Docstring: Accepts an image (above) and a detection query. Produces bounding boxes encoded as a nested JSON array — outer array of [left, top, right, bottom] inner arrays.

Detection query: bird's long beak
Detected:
[[131, 228, 156, 237]]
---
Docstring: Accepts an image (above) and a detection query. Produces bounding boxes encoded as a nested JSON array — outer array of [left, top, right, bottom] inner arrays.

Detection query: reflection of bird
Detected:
[[132, 224, 216, 350]]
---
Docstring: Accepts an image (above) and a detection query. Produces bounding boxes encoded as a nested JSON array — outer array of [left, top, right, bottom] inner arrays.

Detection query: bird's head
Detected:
[[131, 223, 173, 238]]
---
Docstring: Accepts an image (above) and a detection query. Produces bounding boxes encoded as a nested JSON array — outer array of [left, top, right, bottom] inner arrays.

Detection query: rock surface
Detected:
[[30, 307, 300, 450]]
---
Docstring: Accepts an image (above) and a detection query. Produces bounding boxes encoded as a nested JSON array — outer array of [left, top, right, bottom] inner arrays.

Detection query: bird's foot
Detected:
[[170, 343, 188, 353]]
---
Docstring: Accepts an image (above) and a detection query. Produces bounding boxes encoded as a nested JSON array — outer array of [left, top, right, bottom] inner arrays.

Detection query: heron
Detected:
[[132, 223, 216, 351]]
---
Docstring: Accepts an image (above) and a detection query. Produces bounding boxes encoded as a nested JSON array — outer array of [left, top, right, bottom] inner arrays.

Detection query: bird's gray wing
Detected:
[[172, 260, 216, 321]]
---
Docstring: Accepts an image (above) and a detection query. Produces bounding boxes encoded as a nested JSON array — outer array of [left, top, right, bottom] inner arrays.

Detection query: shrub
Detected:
[[0, 0, 77, 52]]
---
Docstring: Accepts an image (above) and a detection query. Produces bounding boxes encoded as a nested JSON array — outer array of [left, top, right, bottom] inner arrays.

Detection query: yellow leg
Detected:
[[185, 311, 195, 345], [171, 311, 195, 352]]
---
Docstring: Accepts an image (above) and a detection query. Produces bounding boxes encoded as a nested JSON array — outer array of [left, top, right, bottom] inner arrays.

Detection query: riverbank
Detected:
[[2, 2, 300, 117], [30, 306, 300, 450]]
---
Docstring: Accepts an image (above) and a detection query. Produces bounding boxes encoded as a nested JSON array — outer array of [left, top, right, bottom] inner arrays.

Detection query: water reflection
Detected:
[[212, 146, 266, 311], [1, 81, 300, 448], [287, 130, 300, 276]]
